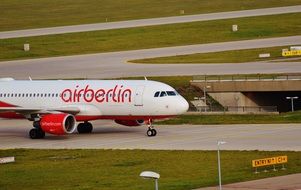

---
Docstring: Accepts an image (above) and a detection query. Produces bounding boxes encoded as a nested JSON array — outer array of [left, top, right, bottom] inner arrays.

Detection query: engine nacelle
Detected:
[[115, 120, 144, 127], [40, 114, 76, 135]]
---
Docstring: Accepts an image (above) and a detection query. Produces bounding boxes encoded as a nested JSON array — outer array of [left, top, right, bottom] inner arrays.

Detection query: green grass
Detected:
[[1, 0, 301, 31], [1, 13, 301, 62], [130, 45, 301, 64], [157, 111, 301, 125], [0, 149, 300, 190]]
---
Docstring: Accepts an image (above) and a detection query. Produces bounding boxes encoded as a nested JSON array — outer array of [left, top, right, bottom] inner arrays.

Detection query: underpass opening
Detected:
[[244, 91, 301, 112]]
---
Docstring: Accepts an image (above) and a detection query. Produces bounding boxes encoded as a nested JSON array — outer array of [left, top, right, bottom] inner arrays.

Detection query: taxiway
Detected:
[[1, 36, 301, 79], [1, 5, 300, 39], [0, 119, 300, 150]]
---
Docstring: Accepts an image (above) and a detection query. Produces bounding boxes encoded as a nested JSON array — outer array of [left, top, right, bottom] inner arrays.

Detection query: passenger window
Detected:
[[154, 91, 160, 97], [160, 91, 167, 97], [167, 91, 176, 96]]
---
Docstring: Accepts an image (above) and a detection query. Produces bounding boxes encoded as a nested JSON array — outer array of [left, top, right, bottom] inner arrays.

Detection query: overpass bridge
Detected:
[[191, 74, 301, 113]]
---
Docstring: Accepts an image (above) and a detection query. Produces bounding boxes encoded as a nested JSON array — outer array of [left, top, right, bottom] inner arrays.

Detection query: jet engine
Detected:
[[40, 114, 76, 135], [115, 119, 144, 127]]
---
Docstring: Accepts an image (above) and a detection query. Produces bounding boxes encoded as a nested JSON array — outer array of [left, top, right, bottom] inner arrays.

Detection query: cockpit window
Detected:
[[160, 91, 167, 97], [154, 91, 179, 97], [166, 91, 176, 96]]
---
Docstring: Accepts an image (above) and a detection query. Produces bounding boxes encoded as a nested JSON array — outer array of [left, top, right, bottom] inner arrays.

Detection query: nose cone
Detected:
[[178, 96, 189, 114]]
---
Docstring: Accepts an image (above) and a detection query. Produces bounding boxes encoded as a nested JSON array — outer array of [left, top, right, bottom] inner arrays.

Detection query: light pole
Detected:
[[217, 141, 226, 190], [286, 96, 298, 112], [140, 171, 160, 190], [204, 85, 211, 112]]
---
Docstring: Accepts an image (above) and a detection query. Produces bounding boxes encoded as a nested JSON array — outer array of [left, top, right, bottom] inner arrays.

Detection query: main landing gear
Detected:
[[77, 122, 93, 134], [146, 119, 157, 137], [29, 121, 45, 139]]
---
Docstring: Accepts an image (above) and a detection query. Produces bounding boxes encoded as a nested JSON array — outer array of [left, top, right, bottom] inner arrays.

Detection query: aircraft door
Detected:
[[134, 86, 145, 106]]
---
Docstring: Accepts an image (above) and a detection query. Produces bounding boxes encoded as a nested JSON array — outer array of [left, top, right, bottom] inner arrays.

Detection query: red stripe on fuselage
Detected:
[[0, 101, 17, 107], [0, 101, 23, 118], [0, 112, 24, 119]]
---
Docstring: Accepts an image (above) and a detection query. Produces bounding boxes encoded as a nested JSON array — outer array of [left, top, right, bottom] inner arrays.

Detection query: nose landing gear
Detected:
[[146, 119, 157, 137], [147, 128, 157, 137]]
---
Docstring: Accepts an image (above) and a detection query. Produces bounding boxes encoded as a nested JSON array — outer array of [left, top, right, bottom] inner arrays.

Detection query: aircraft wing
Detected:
[[0, 107, 80, 115]]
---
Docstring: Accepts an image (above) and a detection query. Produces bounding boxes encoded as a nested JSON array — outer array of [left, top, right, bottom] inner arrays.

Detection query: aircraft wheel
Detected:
[[151, 129, 157, 136], [77, 122, 93, 134], [147, 129, 153, 137], [39, 130, 46, 138], [29, 128, 45, 139], [147, 128, 157, 137], [85, 122, 93, 133], [77, 123, 85, 133]]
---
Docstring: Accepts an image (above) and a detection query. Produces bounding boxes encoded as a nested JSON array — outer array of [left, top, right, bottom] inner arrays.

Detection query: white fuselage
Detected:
[[0, 79, 189, 121]]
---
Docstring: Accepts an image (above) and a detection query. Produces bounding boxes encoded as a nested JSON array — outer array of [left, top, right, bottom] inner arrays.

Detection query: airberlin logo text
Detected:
[[61, 85, 132, 103]]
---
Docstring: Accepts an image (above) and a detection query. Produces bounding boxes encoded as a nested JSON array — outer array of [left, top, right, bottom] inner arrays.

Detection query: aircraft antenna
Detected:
[[29, 76, 32, 81], [144, 76, 148, 81]]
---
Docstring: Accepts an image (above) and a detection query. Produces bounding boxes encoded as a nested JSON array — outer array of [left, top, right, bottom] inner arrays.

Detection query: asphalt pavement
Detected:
[[0, 36, 300, 79], [0, 119, 300, 150], [195, 174, 301, 190], [0, 5, 300, 39]]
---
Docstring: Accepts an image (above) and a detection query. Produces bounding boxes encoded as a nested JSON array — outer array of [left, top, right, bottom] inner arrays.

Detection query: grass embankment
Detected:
[[1, 0, 301, 31], [157, 111, 301, 125], [131, 45, 301, 64], [1, 13, 301, 61], [0, 149, 300, 190]]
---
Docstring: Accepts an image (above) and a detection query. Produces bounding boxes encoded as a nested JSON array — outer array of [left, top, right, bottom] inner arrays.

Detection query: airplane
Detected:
[[0, 78, 189, 139]]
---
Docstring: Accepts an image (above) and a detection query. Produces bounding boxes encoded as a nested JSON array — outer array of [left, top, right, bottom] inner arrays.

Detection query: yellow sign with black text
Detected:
[[252, 156, 287, 168], [282, 50, 301, 57]]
